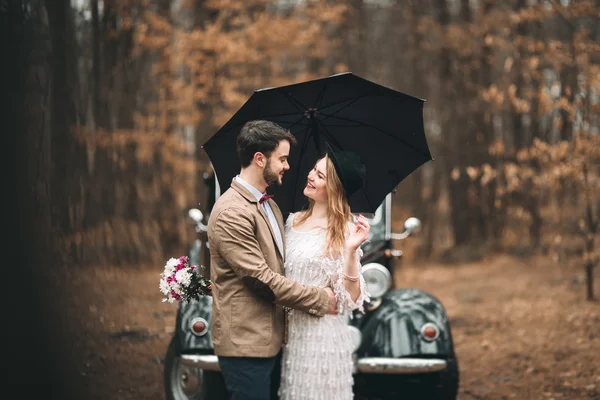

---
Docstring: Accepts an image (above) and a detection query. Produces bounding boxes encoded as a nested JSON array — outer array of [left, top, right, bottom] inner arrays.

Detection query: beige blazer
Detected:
[[207, 179, 330, 357]]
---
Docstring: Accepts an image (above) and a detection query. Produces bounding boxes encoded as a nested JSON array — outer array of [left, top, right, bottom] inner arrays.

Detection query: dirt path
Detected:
[[61, 254, 599, 399], [400, 255, 600, 400]]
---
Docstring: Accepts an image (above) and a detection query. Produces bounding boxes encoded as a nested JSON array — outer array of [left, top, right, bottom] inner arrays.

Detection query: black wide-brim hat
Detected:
[[325, 142, 367, 200]]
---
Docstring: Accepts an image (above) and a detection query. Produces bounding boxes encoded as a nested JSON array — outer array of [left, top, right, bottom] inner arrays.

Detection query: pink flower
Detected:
[[170, 290, 181, 301]]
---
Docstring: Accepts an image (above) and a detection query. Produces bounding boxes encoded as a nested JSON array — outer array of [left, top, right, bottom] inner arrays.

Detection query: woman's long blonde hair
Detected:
[[294, 155, 352, 258]]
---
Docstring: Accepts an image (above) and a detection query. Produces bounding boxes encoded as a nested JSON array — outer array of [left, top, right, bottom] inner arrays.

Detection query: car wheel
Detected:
[[432, 357, 459, 400], [164, 337, 203, 400]]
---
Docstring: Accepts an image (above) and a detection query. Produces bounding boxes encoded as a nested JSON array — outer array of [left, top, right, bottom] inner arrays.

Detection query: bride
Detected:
[[279, 144, 371, 400]]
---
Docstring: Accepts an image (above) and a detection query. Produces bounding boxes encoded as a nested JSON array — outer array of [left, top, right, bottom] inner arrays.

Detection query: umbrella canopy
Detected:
[[202, 72, 433, 215]]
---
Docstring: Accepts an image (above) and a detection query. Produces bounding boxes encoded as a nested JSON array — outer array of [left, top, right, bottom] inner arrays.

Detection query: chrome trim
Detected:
[[420, 322, 440, 341], [189, 317, 209, 337], [356, 357, 447, 374], [389, 249, 403, 258], [366, 297, 382, 311], [181, 354, 448, 375], [180, 354, 221, 371]]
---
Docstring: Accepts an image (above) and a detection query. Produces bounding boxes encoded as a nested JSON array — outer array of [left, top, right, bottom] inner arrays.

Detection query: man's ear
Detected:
[[253, 152, 266, 168]]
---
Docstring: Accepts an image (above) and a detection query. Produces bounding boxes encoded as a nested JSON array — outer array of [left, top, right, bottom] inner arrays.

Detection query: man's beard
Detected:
[[263, 161, 281, 187]]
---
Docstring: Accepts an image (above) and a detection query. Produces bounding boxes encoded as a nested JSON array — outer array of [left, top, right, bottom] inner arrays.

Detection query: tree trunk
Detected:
[[422, 162, 442, 257], [2, 0, 82, 396], [512, 0, 527, 150], [583, 163, 597, 301], [436, 0, 468, 246], [46, 0, 78, 237]]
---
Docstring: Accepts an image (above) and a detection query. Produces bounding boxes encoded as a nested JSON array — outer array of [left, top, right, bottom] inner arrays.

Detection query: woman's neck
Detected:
[[310, 201, 328, 221]]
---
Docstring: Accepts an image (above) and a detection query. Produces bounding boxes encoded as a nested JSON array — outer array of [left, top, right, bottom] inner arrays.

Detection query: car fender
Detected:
[[356, 288, 455, 358], [175, 295, 214, 353]]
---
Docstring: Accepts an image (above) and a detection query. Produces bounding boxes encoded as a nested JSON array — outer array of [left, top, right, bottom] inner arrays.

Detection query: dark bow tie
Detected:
[[259, 194, 274, 204]]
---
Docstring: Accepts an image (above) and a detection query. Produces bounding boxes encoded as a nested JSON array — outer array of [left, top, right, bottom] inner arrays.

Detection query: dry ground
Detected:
[[58, 254, 599, 399]]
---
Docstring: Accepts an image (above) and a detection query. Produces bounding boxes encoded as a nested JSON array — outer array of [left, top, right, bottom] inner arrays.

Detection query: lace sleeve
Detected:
[[322, 247, 370, 315]]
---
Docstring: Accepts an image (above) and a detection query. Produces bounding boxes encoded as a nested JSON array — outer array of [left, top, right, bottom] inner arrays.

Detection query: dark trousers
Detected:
[[218, 351, 282, 400]]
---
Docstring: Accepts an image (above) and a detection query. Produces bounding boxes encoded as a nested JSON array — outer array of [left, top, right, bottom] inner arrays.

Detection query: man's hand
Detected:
[[324, 287, 338, 315]]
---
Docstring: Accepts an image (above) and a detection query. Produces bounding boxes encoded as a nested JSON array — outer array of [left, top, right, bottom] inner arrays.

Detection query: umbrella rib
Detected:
[[313, 123, 364, 128], [319, 125, 345, 150], [318, 112, 430, 158], [258, 111, 308, 119], [267, 116, 309, 128], [317, 95, 364, 111], [282, 91, 310, 114], [278, 115, 311, 132], [261, 85, 328, 126], [317, 95, 364, 121], [314, 81, 328, 110]]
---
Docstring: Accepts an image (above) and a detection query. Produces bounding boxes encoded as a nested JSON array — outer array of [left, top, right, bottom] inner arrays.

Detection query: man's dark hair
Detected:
[[236, 120, 297, 168]]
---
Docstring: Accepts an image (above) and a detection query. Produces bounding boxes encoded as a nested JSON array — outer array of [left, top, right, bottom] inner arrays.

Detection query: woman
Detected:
[[278, 144, 371, 400]]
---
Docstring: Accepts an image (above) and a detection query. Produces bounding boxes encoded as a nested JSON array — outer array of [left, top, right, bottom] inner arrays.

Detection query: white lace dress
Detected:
[[278, 213, 370, 400]]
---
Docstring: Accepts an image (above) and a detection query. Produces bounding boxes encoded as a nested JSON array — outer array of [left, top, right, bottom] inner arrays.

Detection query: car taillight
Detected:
[[421, 323, 439, 341], [190, 317, 209, 336]]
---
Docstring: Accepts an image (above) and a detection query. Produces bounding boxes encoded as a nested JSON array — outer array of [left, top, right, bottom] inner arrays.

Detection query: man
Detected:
[[207, 120, 338, 400]]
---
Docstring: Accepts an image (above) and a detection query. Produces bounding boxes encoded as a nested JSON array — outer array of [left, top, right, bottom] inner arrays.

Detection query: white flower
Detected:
[[170, 282, 183, 296], [159, 279, 170, 295], [175, 269, 192, 287], [164, 258, 179, 275]]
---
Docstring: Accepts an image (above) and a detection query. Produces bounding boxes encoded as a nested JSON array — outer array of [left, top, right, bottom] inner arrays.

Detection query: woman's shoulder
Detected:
[[286, 211, 309, 225], [285, 211, 299, 228]]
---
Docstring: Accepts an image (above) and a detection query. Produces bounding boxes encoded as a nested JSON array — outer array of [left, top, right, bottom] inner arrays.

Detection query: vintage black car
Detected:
[[163, 176, 459, 400]]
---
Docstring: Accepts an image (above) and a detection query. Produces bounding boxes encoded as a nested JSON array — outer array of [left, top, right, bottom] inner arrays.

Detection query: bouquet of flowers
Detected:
[[159, 256, 211, 303]]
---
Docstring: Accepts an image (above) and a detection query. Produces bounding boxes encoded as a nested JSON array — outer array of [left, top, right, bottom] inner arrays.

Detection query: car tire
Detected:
[[432, 357, 460, 400], [164, 337, 204, 400], [164, 337, 228, 400]]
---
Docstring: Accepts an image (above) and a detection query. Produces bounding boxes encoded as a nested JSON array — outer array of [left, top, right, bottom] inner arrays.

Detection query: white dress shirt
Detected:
[[235, 175, 284, 256]]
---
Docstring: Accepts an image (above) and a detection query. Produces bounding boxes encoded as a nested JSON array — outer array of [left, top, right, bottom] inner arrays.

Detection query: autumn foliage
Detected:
[[16, 0, 598, 298]]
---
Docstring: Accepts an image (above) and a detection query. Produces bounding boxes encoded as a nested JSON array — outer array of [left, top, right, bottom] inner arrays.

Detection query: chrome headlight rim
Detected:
[[362, 262, 392, 299]]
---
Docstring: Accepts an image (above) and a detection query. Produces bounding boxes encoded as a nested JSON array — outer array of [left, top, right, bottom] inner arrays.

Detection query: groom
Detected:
[[207, 120, 338, 400]]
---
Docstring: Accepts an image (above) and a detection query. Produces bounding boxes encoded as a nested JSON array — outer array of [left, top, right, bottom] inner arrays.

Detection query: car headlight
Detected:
[[362, 263, 391, 298]]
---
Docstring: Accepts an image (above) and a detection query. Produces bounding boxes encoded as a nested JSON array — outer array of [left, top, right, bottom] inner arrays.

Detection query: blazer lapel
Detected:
[[231, 179, 284, 260], [256, 203, 284, 259]]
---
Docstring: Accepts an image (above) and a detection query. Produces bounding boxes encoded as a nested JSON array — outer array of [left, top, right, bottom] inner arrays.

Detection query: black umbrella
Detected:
[[202, 72, 433, 215]]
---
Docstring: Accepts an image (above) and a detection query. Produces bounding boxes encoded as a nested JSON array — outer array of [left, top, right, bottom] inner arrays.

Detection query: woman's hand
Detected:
[[346, 214, 370, 252]]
